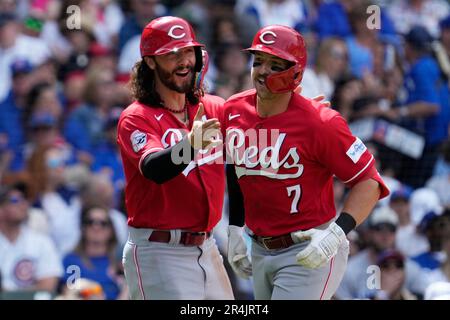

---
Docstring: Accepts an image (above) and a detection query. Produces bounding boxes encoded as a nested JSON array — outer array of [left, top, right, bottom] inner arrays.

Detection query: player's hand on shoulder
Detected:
[[293, 222, 347, 269], [227, 225, 252, 279], [294, 85, 331, 108], [188, 103, 222, 150]]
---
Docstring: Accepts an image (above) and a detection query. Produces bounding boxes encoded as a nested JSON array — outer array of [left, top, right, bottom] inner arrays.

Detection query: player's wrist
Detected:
[[228, 225, 244, 236], [335, 212, 356, 235]]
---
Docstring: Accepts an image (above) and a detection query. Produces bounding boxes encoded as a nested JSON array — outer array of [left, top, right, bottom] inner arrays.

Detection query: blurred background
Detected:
[[0, 0, 449, 300]]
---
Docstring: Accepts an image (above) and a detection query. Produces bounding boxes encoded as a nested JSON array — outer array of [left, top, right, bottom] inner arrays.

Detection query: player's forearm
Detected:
[[341, 178, 381, 226], [226, 164, 245, 227], [141, 136, 196, 184]]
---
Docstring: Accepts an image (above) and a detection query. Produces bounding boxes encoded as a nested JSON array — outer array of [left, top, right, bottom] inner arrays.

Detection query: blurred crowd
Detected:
[[0, 0, 450, 300]]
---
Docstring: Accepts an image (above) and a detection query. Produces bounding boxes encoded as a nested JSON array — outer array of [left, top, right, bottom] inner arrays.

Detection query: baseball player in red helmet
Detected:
[[117, 16, 233, 300], [224, 25, 390, 299]]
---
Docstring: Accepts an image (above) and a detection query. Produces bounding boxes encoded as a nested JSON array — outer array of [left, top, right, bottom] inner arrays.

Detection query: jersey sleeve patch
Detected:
[[346, 137, 367, 164], [131, 130, 147, 153]]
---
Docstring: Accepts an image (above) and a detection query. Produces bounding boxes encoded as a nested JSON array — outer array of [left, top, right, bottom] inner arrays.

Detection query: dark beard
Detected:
[[155, 63, 194, 93]]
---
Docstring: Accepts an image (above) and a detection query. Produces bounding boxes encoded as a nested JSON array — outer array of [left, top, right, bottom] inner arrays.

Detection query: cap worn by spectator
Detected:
[[410, 188, 443, 226], [88, 43, 113, 58], [0, 12, 16, 28], [404, 25, 434, 51], [10, 59, 33, 77], [376, 249, 405, 268], [440, 15, 450, 31], [390, 184, 413, 202], [24, 15, 44, 33], [369, 206, 399, 229], [418, 210, 443, 233]]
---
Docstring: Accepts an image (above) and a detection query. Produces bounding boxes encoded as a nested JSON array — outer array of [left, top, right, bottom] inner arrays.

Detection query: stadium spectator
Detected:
[[61, 205, 127, 300], [0, 183, 63, 293]]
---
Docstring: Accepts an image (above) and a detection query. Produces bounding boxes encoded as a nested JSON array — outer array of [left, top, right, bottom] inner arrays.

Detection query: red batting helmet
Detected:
[[140, 16, 205, 72], [245, 25, 307, 94]]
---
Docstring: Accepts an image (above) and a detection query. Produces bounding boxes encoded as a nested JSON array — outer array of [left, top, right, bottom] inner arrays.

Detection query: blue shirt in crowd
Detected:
[[62, 253, 120, 300]]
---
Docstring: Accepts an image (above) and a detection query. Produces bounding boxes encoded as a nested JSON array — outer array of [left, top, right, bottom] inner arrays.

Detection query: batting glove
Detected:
[[293, 222, 347, 269], [227, 226, 252, 279]]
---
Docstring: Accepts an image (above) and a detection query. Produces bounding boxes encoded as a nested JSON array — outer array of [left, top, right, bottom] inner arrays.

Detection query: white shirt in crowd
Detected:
[[0, 226, 63, 291], [300, 68, 334, 101], [0, 34, 50, 101], [396, 224, 430, 257], [388, 0, 449, 38]]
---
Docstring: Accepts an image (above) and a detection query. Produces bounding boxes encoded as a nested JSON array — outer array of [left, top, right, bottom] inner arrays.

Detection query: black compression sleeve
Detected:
[[335, 212, 357, 235], [140, 136, 196, 184], [226, 164, 245, 227]]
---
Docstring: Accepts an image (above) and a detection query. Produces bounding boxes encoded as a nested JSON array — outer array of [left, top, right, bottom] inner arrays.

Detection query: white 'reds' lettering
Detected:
[[227, 129, 304, 179], [287, 184, 301, 214], [161, 129, 183, 148], [259, 31, 277, 44], [168, 25, 186, 39]]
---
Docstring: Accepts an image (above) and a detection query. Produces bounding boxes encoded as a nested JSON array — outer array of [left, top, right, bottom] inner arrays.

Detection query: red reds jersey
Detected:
[[223, 89, 389, 237], [117, 94, 225, 232]]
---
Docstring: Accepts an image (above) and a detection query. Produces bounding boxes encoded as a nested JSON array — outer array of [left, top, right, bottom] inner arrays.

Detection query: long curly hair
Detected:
[[130, 59, 204, 107]]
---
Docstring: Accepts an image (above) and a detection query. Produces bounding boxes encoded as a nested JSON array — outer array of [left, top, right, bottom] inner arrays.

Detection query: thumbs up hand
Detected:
[[187, 103, 222, 150]]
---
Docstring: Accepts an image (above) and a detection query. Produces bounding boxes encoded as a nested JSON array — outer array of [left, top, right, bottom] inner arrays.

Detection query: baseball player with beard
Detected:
[[224, 25, 390, 300], [117, 16, 233, 300]]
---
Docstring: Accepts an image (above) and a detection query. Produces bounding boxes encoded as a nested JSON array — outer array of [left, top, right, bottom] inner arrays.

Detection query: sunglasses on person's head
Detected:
[[83, 218, 111, 228]]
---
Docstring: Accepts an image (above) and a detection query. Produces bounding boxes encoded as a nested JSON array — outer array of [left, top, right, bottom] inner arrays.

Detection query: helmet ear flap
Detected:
[[194, 47, 203, 72], [265, 63, 303, 93], [194, 48, 209, 89]]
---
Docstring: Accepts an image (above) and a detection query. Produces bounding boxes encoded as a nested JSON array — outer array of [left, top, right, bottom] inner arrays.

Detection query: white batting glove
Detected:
[[227, 226, 252, 279], [293, 222, 347, 269]]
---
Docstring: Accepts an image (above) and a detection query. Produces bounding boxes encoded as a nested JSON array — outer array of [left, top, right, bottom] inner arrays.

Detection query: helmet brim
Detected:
[[244, 46, 297, 64], [153, 41, 204, 56]]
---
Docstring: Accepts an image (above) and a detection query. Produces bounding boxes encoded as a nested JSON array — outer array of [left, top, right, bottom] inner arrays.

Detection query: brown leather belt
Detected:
[[251, 233, 296, 250], [148, 230, 211, 246]]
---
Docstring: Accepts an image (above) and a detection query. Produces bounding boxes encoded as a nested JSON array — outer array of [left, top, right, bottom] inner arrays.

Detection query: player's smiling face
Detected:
[[150, 47, 196, 93], [251, 51, 291, 97]]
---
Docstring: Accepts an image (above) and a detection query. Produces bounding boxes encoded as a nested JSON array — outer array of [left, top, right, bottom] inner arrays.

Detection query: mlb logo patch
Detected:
[[346, 137, 366, 164], [131, 130, 147, 153]]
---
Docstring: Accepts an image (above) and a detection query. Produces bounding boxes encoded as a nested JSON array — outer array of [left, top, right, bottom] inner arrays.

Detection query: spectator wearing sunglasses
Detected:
[[60, 206, 127, 300], [373, 249, 417, 300], [336, 206, 429, 299], [0, 184, 63, 294]]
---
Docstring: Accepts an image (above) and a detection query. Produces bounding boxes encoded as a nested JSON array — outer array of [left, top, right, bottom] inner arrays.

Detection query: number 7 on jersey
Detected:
[[286, 184, 301, 214]]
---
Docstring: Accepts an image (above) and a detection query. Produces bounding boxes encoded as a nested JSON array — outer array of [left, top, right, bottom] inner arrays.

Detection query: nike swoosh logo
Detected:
[[228, 114, 240, 120], [155, 114, 164, 121]]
